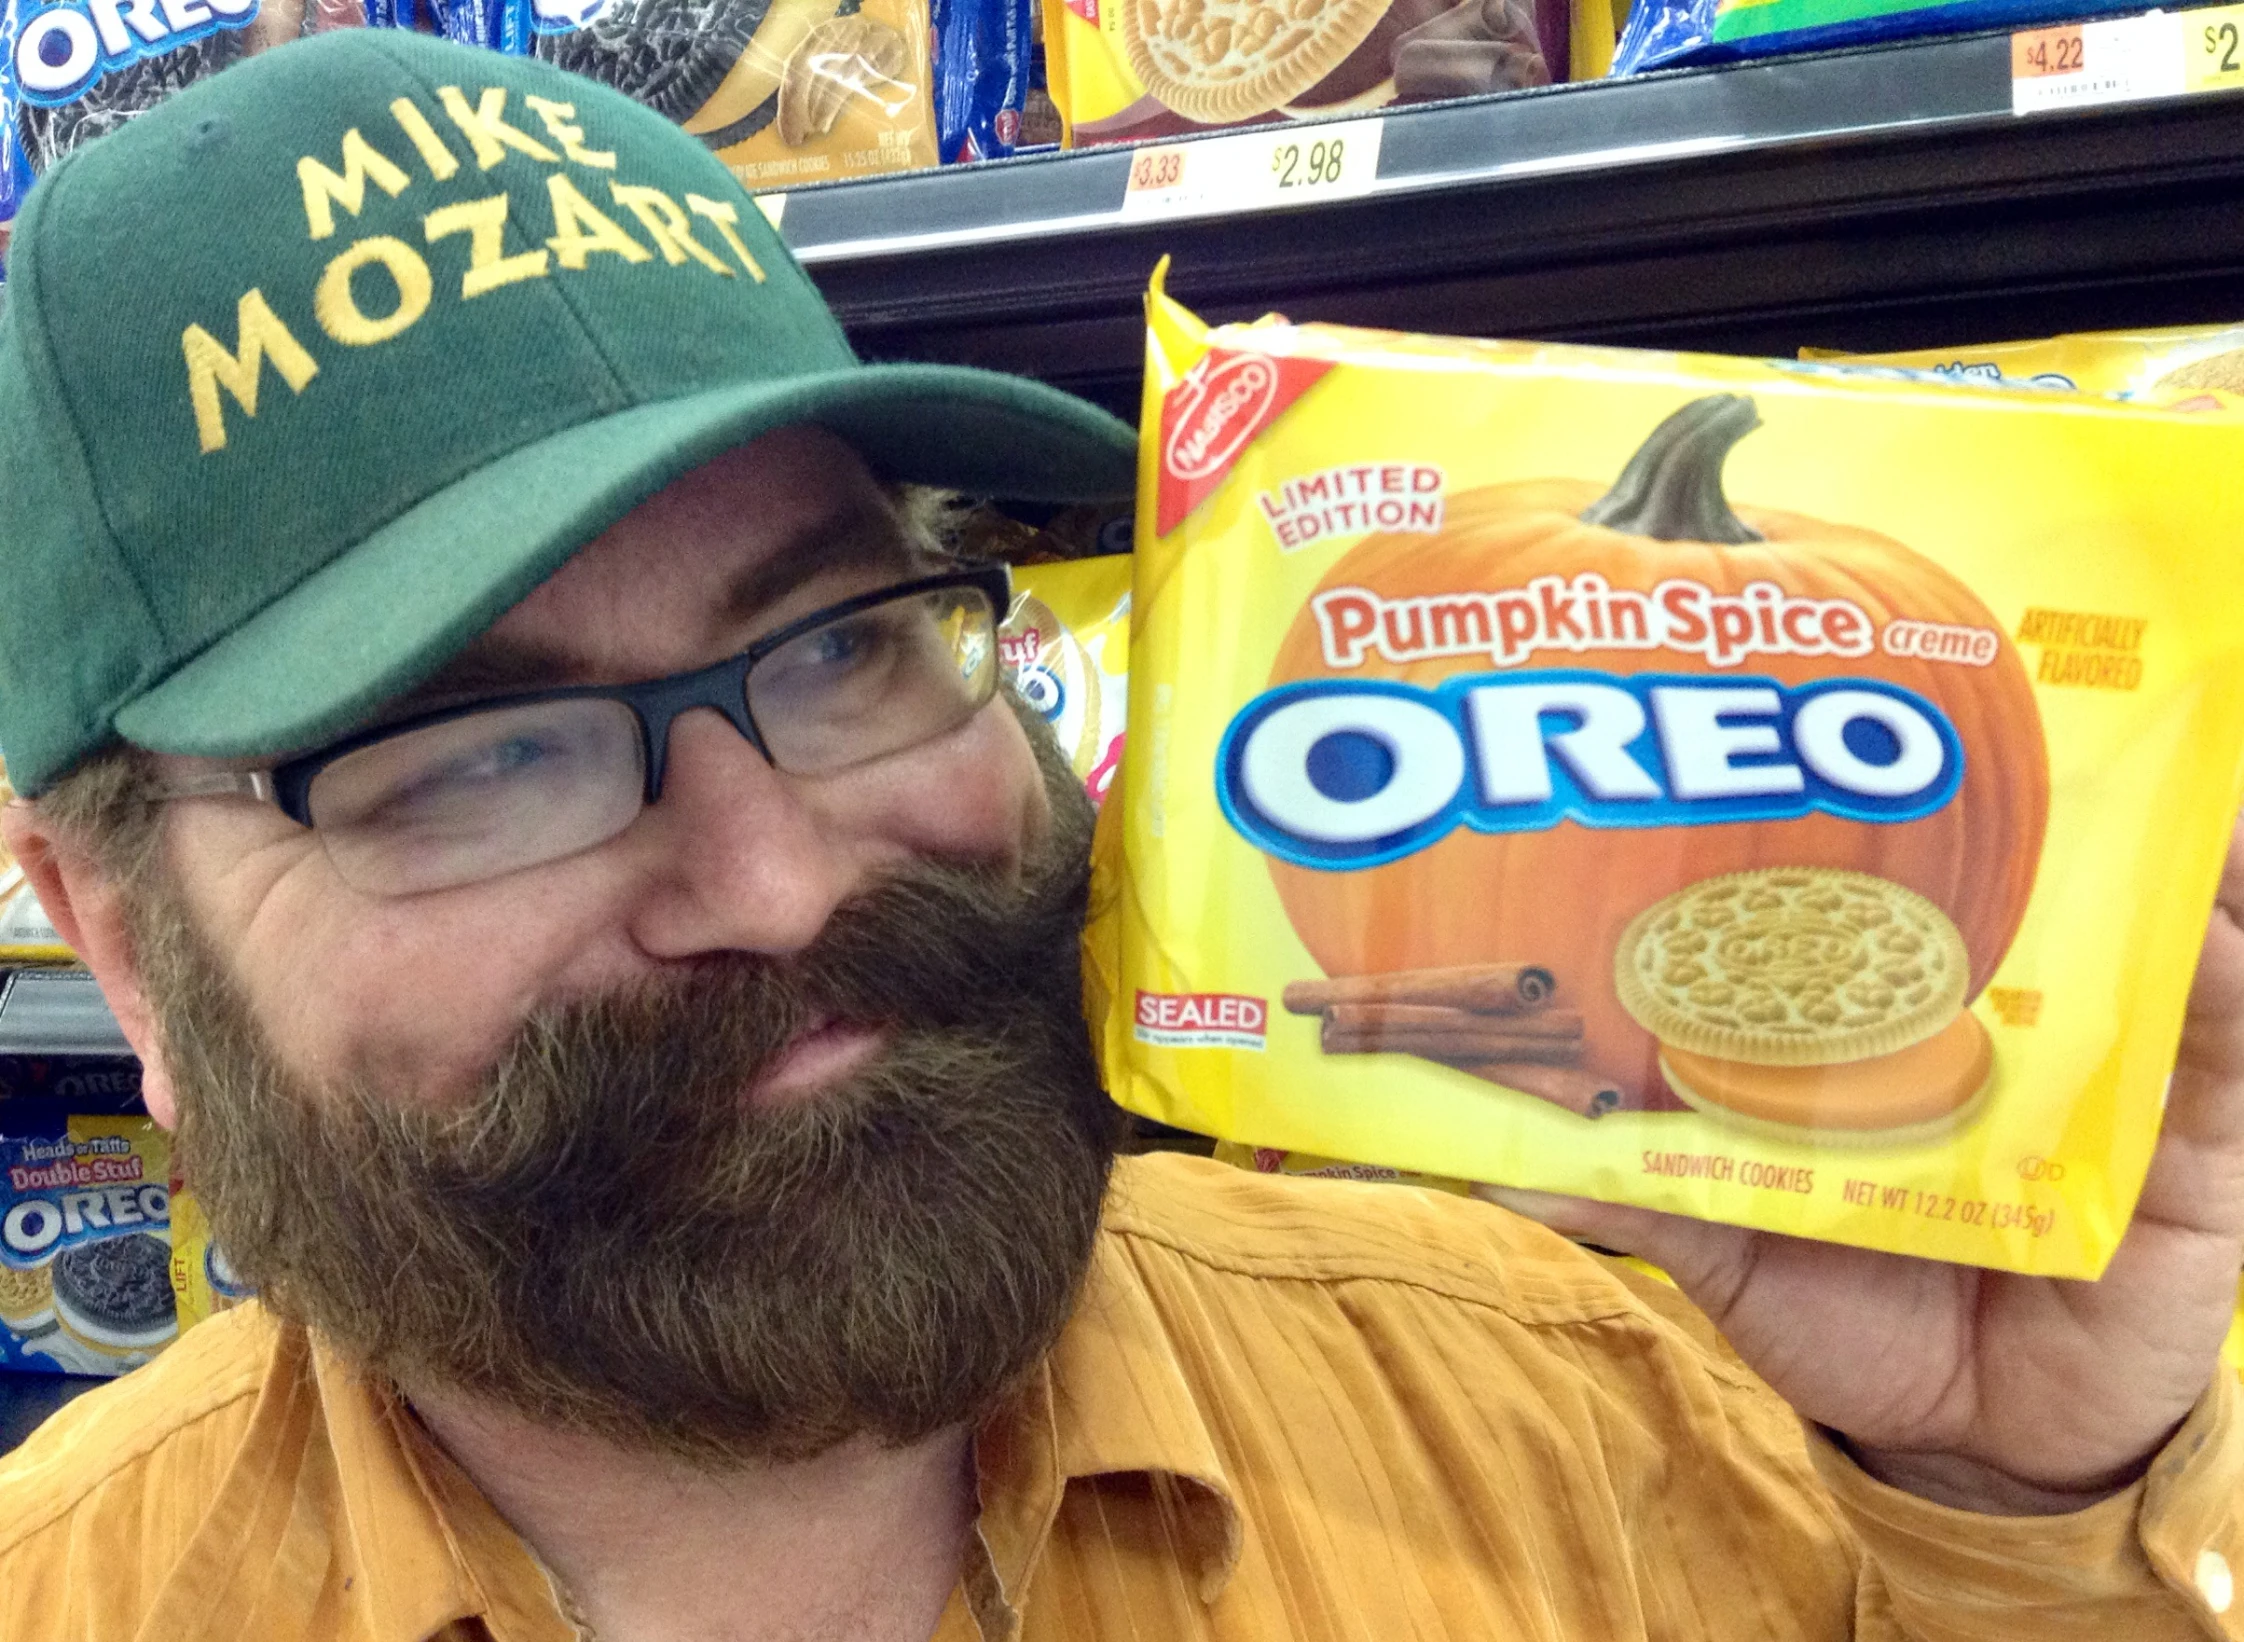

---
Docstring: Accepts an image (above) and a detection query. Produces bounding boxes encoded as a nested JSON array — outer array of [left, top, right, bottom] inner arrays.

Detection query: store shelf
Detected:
[[0, 1372, 102, 1457], [777, 23, 2244, 417], [0, 970, 133, 1058]]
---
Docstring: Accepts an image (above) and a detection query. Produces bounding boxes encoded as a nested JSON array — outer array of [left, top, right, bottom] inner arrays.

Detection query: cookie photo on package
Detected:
[[1041, 0, 1563, 146], [1099, 267, 2244, 1278], [537, 0, 937, 183]]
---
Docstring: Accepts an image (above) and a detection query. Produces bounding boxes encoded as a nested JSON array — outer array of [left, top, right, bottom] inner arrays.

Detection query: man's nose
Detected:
[[619, 705, 858, 959]]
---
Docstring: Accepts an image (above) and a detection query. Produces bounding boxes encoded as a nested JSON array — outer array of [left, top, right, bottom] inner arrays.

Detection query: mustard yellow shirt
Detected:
[[4, 1152, 2240, 1641]]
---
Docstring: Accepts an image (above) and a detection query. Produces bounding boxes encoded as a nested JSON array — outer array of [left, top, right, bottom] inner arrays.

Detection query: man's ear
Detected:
[[0, 801, 179, 1129]]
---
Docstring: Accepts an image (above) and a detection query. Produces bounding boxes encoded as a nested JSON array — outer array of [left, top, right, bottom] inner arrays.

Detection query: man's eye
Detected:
[[356, 731, 581, 824], [804, 617, 886, 670]]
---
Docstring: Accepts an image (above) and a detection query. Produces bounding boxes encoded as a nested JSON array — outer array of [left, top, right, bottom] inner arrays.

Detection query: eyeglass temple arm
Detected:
[[160, 770, 280, 804]]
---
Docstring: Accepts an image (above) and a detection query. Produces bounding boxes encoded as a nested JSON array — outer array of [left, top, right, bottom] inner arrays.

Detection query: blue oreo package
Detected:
[[1613, 0, 2143, 72], [0, 0, 386, 280], [933, 0, 1031, 162], [366, 0, 529, 52], [1, 1102, 176, 1377]]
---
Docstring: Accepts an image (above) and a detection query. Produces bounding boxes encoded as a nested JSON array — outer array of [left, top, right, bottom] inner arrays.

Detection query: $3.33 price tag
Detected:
[[1119, 119, 1385, 222]]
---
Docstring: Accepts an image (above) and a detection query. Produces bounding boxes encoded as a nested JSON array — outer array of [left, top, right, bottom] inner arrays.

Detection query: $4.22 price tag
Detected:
[[2011, 10, 2183, 112], [1118, 119, 1384, 222]]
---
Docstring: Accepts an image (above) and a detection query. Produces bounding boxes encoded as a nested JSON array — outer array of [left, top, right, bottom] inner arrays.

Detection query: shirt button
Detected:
[[2196, 1548, 2234, 1613]]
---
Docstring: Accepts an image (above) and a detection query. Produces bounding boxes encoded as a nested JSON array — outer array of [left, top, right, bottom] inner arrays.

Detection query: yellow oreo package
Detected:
[[167, 1178, 252, 1335], [1105, 271, 2244, 1276], [1004, 556, 1131, 805], [1807, 322, 2244, 405]]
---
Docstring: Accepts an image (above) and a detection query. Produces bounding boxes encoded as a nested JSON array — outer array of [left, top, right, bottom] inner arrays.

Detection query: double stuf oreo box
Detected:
[[1, 1101, 177, 1377]]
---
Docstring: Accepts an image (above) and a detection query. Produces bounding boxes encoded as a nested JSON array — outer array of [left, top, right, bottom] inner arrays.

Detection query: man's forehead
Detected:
[[419, 429, 917, 696]]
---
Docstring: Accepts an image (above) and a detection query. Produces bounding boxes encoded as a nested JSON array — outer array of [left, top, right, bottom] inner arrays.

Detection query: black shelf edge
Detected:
[[761, 22, 2244, 416], [778, 31, 2019, 263]]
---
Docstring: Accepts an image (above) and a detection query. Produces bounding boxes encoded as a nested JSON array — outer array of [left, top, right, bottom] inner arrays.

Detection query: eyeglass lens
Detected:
[[304, 583, 1001, 895]]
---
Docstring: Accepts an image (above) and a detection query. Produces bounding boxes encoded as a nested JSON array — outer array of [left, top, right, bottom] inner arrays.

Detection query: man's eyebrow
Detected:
[[373, 508, 932, 720], [389, 639, 582, 715], [719, 505, 930, 625]]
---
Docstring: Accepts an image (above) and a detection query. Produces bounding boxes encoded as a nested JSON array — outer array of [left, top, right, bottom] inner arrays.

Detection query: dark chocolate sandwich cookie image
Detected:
[[17, 30, 249, 175], [538, 0, 775, 123], [52, 1233, 178, 1365], [538, 0, 869, 148]]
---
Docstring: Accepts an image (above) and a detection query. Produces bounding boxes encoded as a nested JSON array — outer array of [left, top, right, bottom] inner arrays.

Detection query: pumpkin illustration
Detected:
[[1264, 394, 2049, 1095]]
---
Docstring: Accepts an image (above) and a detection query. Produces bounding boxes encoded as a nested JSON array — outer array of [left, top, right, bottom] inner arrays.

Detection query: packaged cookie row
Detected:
[[0, 0, 1059, 265], [1091, 267, 2244, 1278]]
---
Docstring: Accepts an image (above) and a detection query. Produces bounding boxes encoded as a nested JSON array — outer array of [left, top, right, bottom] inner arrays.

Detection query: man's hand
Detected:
[[1477, 817, 2244, 1515]]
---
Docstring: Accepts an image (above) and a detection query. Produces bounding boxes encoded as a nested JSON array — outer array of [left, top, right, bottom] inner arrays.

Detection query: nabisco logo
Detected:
[[1164, 353, 1279, 484]]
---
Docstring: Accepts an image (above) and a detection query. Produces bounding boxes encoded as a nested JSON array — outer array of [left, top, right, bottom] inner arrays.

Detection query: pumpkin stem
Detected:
[[1580, 394, 1765, 544]]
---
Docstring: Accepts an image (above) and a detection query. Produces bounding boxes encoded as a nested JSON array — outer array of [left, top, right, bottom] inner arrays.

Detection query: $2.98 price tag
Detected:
[[1119, 119, 1384, 222], [2186, 2, 2244, 91]]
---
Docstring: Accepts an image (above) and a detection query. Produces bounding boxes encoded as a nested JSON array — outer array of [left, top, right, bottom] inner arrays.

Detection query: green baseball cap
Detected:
[[0, 29, 1137, 795]]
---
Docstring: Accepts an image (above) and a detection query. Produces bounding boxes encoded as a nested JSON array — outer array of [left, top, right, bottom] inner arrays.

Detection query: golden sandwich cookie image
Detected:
[[1614, 868, 1993, 1144], [1123, 0, 1545, 125], [0, 1259, 57, 1342]]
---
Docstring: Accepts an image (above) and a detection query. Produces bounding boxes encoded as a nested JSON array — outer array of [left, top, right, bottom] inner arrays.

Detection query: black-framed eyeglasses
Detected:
[[162, 564, 1013, 896]]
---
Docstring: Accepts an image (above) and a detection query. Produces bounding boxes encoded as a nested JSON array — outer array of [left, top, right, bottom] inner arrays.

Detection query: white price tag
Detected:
[[1118, 120, 1384, 222], [753, 193, 787, 229], [2012, 10, 2184, 114]]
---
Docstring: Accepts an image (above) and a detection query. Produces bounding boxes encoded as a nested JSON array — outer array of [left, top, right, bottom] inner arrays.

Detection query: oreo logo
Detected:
[[1217, 669, 1963, 869], [1014, 662, 1066, 721], [3, 1182, 169, 1260], [11, 0, 258, 107]]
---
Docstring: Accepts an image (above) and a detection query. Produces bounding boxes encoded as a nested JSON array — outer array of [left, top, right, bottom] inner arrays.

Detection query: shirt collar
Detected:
[[166, 1203, 1239, 1642], [971, 1221, 1245, 1621], [134, 1316, 564, 1642], [312, 1337, 582, 1642]]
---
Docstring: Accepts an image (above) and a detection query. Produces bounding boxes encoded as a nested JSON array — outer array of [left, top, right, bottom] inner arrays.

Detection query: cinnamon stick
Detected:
[[1450, 1060, 1624, 1119], [1322, 1004, 1583, 1040], [1321, 1023, 1582, 1063], [1283, 964, 1556, 1017]]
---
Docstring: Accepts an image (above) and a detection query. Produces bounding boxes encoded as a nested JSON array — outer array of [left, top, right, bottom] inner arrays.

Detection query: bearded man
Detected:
[[4, 28, 2244, 1642]]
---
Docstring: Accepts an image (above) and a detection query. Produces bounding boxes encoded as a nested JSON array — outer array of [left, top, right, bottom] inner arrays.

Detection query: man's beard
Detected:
[[138, 726, 1121, 1465]]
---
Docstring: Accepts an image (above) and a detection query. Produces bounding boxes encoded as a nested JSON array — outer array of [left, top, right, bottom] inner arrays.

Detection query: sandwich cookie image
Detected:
[[0, 1261, 57, 1342], [1614, 868, 1994, 1145], [50, 1233, 179, 1367], [538, 0, 878, 149]]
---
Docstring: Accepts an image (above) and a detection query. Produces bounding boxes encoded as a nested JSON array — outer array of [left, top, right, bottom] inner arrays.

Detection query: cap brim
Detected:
[[114, 365, 1138, 762]]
